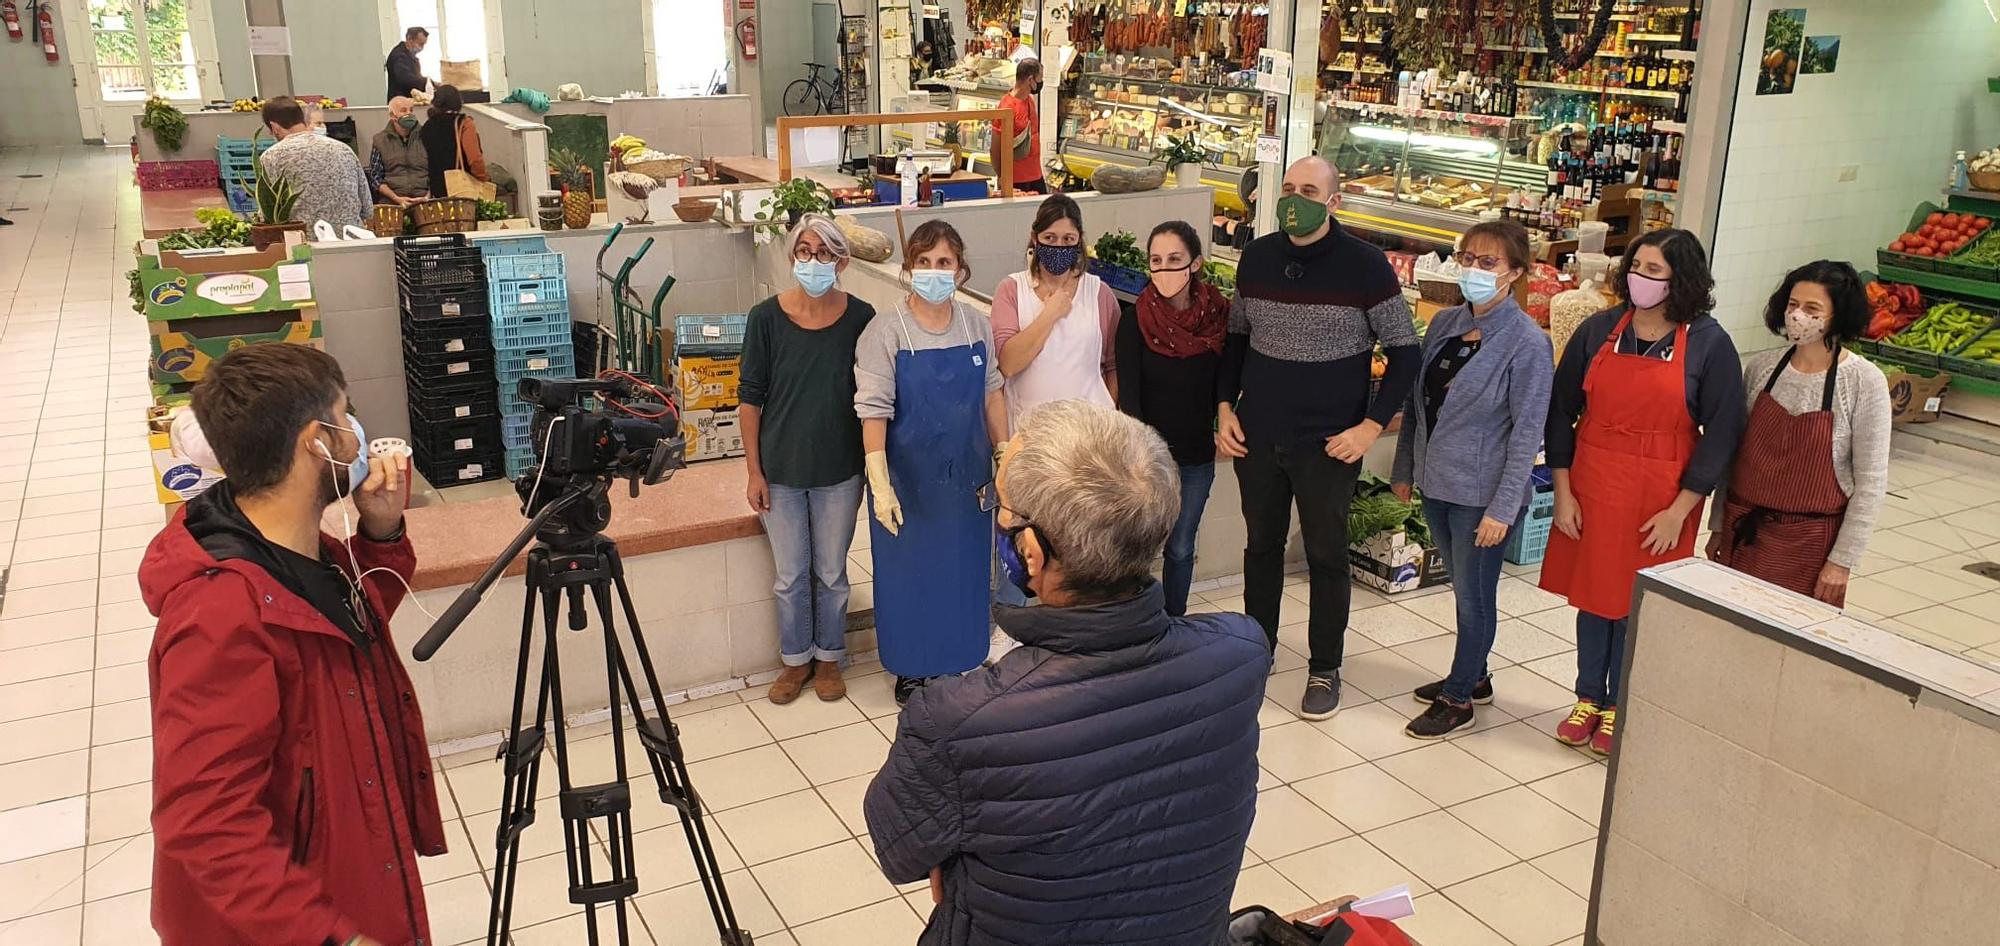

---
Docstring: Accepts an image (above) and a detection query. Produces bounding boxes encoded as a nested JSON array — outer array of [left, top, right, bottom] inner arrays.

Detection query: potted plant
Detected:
[[548, 148, 596, 229], [246, 132, 304, 250], [756, 177, 835, 236], [1158, 134, 1206, 188]]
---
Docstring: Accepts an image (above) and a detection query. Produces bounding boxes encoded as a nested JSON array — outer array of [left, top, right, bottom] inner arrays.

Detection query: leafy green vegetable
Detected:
[[1203, 259, 1236, 296], [476, 199, 509, 221], [1092, 230, 1147, 271], [1349, 474, 1432, 546]]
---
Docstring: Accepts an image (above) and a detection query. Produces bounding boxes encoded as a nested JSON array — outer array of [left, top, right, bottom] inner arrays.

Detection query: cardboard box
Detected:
[[682, 407, 744, 462], [137, 239, 315, 321], [146, 405, 223, 505], [1349, 529, 1451, 594], [1885, 368, 1951, 424], [674, 353, 742, 412], [149, 308, 322, 384]]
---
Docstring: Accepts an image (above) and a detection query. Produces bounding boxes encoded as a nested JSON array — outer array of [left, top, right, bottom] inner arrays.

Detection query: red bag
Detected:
[[1227, 905, 1419, 945]]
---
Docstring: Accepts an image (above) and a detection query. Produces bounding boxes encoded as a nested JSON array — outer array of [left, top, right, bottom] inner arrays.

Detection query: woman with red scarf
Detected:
[[1115, 220, 1232, 615]]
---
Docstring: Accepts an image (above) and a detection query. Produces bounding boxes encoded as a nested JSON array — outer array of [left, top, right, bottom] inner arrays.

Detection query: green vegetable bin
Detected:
[[1939, 322, 2000, 382], [1875, 201, 2000, 283]]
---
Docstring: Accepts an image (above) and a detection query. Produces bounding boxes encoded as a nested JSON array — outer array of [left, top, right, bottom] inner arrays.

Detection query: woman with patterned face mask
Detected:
[[993, 194, 1120, 436], [1707, 260, 1888, 609], [853, 220, 1010, 705], [742, 214, 877, 706], [1112, 221, 1229, 618], [1541, 228, 1746, 756]]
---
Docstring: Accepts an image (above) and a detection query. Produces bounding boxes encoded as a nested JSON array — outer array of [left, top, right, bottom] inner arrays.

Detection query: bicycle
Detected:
[[783, 62, 847, 116]]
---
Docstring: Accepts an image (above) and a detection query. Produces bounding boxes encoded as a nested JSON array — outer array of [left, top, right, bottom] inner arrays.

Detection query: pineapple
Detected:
[[549, 148, 595, 229]]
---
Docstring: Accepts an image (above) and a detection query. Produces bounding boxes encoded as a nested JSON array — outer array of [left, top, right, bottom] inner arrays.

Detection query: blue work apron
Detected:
[[869, 307, 992, 678]]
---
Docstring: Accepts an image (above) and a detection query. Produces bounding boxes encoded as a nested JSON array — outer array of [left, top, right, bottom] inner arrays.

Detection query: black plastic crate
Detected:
[[408, 414, 504, 459], [394, 234, 489, 288], [404, 363, 498, 401], [401, 313, 494, 358], [408, 380, 500, 424], [399, 277, 491, 321], [413, 448, 505, 487], [572, 322, 607, 376], [403, 343, 495, 382]]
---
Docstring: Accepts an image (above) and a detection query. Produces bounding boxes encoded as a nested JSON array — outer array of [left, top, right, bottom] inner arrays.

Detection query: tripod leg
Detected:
[[603, 542, 753, 945], [489, 555, 556, 946]]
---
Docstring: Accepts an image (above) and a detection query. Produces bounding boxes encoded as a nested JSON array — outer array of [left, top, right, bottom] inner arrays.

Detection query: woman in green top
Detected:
[[741, 214, 877, 706]]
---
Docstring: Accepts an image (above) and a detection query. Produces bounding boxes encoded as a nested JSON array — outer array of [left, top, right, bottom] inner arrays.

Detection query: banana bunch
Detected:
[[229, 98, 263, 113], [611, 134, 648, 164]]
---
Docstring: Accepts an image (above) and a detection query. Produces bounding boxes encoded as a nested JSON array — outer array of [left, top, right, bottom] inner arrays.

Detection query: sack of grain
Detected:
[[1550, 281, 1615, 357]]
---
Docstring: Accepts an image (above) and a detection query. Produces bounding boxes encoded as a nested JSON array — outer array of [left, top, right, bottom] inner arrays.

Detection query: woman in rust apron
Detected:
[[1710, 261, 1892, 608], [1540, 230, 1745, 756]]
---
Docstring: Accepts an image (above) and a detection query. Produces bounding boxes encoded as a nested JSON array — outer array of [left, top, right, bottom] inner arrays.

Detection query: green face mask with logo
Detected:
[[1276, 193, 1331, 238], [397, 116, 419, 130]]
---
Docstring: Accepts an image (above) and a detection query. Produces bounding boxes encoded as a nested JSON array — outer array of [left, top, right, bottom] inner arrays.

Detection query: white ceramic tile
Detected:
[[715, 790, 851, 866], [1374, 742, 1516, 808], [1442, 861, 1588, 946], [749, 839, 898, 928], [85, 738, 149, 792], [79, 888, 154, 946], [0, 795, 86, 864], [1363, 810, 1515, 889], [1256, 721, 1365, 784], [1449, 785, 1596, 860], [0, 707, 91, 765], [1269, 835, 1431, 902], [778, 721, 890, 786], [1244, 786, 1351, 861], [789, 895, 925, 946], [81, 833, 152, 902]]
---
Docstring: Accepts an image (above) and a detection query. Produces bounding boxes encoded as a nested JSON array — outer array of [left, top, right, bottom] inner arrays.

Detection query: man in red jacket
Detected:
[[140, 344, 445, 946]]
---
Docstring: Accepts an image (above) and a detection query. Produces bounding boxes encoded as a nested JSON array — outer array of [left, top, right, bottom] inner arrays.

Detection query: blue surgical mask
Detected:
[[911, 269, 957, 304], [1034, 243, 1081, 276], [994, 524, 1036, 598], [794, 258, 838, 297], [316, 414, 370, 495], [1458, 267, 1504, 307]]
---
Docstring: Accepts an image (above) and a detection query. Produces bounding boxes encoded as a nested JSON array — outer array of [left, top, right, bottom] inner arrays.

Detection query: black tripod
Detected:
[[416, 480, 751, 946]]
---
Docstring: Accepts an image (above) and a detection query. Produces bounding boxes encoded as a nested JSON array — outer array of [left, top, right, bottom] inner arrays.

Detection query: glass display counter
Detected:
[[1320, 100, 1547, 247], [1060, 70, 1263, 213]]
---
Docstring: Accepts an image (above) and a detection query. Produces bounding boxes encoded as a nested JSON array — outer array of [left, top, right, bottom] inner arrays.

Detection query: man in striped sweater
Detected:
[[1215, 155, 1422, 720]]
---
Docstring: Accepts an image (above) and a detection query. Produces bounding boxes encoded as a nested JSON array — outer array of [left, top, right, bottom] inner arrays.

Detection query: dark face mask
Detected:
[[1031, 82, 1044, 95], [1034, 243, 1081, 276], [995, 523, 1039, 598]]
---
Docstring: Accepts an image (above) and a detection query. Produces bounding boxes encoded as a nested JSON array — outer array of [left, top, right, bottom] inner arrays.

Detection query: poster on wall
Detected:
[[1802, 36, 1841, 75], [1756, 8, 1806, 95]]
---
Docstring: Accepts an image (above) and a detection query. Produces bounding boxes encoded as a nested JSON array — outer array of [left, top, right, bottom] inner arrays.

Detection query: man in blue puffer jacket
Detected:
[[865, 400, 1271, 946]]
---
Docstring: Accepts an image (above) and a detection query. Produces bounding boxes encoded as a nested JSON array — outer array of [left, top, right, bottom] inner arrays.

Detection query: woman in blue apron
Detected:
[[854, 220, 1010, 704]]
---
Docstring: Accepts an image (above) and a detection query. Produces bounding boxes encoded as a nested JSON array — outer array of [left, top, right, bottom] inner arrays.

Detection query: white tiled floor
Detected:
[[5, 146, 2000, 946]]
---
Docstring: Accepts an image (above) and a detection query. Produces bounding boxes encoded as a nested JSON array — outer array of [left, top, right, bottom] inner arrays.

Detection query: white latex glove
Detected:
[[865, 450, 902, 536]]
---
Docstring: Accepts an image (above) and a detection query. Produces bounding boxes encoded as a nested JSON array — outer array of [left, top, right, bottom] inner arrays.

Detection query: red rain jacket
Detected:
[[140, 501, 447, 946]]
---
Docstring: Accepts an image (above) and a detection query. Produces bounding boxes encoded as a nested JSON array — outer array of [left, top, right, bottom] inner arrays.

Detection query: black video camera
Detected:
[[517, 377, 684, 489]]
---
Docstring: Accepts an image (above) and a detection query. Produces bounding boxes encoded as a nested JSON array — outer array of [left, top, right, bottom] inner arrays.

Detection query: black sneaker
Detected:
[[1299, 672, 1342, 721], [1405, 698, 1476, 740], [893, 675, 923, 706], [1412, 677, 1494, 705]]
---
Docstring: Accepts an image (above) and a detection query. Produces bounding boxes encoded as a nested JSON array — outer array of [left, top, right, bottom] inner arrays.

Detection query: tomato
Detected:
[[1929, 212, 1946, 225], [1891, 240, 1907, 252], [1947, 213, 1963, 226], [1978, 218, 1992, 231]]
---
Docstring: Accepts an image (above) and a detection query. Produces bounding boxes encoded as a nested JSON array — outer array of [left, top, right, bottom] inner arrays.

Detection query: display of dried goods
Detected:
[[1539, 0, 1619, 70]]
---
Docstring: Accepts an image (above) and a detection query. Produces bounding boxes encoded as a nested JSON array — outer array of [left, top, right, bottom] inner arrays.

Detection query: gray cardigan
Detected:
[[1392, 296, 1554, 525]]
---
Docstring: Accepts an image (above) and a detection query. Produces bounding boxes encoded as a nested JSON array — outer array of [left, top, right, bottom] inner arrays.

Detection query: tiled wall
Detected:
[[1594, 572, 2000, 944], [1709, 1, 2000, 353]]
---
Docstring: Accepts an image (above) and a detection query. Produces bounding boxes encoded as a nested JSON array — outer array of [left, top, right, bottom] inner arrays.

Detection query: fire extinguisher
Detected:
[[3, 2, 22, 41], [38, 2, 57, 62], [735, 16, 758, 62]]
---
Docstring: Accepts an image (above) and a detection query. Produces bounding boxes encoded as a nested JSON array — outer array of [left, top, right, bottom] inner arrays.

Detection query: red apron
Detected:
[[1711, 349, 1848, 606], [1540, 312, 1703, 619]]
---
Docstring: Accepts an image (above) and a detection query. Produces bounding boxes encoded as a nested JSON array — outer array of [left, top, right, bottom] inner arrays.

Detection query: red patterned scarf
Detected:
[[1135, 279, 1230, 358]]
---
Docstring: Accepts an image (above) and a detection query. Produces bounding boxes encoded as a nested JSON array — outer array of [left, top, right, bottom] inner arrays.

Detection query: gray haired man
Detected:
[[865, 400, 1270, 946]]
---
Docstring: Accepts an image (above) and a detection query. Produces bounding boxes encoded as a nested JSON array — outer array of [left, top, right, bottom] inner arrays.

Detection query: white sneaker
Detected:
[[984, 625, 1021, 666]]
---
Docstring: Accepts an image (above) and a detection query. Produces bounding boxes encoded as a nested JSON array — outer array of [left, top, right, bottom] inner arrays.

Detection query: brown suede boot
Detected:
[[811, 660, 847, 701], [767, 664, 813, 705]]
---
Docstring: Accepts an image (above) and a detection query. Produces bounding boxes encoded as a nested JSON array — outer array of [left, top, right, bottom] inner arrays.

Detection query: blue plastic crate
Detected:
[[496, 350, 576, 390], [224, 184, 255, 214], [485, 252, 565, 281], [495, 324, 572, 351], [675, 314, 747, 354], [505, 447, 540, 478], [1504, 486, 1556, 566], [490, 277, 566, 310], [476, 234, 550, 258], [500, 411, 533, 447], [491, 298, 568, 329]]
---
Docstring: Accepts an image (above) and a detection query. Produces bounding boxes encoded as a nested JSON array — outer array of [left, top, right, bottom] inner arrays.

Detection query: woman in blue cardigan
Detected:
[[1392, 219, 1554, 739]]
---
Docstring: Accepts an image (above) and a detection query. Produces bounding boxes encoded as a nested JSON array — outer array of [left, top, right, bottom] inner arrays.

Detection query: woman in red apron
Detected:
[[1540, 230, 1745, 755], [1709, 261, 1891, 608]]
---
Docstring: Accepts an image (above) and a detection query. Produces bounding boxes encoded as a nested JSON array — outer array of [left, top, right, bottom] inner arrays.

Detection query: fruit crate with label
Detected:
[[673, 314, 747, 461], [137, 240, 315, 321]]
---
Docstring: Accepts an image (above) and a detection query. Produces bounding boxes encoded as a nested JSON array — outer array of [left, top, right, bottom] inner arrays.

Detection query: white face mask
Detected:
[[314, 414, 370, 496], [1784, 306, 1830, 346]]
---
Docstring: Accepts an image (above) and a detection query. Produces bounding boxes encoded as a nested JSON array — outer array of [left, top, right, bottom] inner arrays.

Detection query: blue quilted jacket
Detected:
[[864, 582, 1270, 946]]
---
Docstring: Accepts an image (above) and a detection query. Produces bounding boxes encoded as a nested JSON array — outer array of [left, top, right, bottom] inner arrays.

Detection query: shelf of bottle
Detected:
[[1331, 99, 1541, 128], [1652, 120, 1687, 135], [1661, 49, 1698, 61], [1325, 64, 1392, 75], [1625, 33, 1686, 43], [1480, 43, 1643, 59], [1549, 12, 1642, 21], [1516, 79, 1682, 101]]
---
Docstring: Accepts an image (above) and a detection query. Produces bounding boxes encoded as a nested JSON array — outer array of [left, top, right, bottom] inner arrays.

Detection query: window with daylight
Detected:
[[89, 0, 200, 101], [652, 0, 728, 96], [396, 0, 492, 89]]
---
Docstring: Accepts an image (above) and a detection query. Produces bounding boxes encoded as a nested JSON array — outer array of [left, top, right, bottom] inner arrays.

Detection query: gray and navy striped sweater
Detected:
[[1217, 225, 1422, 447]]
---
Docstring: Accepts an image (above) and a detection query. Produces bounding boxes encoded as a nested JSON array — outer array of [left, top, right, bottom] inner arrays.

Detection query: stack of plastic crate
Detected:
[[216, 134, 273, 214], [480, 235, 573, 477], [397, 234, 505, 487]]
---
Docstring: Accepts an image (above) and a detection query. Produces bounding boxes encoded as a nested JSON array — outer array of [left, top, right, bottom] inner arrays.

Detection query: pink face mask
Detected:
[[1627, 273, 1670, 309]]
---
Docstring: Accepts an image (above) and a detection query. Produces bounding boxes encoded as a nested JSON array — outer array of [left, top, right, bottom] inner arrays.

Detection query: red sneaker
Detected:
[[1589, 707, 1618, 756], [1554, 700, 1602, 746]]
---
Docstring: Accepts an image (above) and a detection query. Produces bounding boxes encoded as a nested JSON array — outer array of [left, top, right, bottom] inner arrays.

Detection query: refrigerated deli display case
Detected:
[[1322, 100, 1545, 247], [1059, 67, 1264, 213]]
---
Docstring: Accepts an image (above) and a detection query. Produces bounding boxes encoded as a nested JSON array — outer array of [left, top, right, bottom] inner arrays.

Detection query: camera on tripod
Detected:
[[517, 377, 685, 488]]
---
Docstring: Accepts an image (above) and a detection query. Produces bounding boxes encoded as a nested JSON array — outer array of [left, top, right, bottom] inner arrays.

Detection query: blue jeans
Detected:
[[1163, 462, 1217, 616], [762, 475, 866, 666], [1575, 611, 1628, 706], [1423, 498, 1510, 705]]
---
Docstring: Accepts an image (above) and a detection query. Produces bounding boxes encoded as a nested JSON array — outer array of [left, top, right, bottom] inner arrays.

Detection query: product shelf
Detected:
[[1515, 79, 1682, 101], [1878, 265, 2000, 304]]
